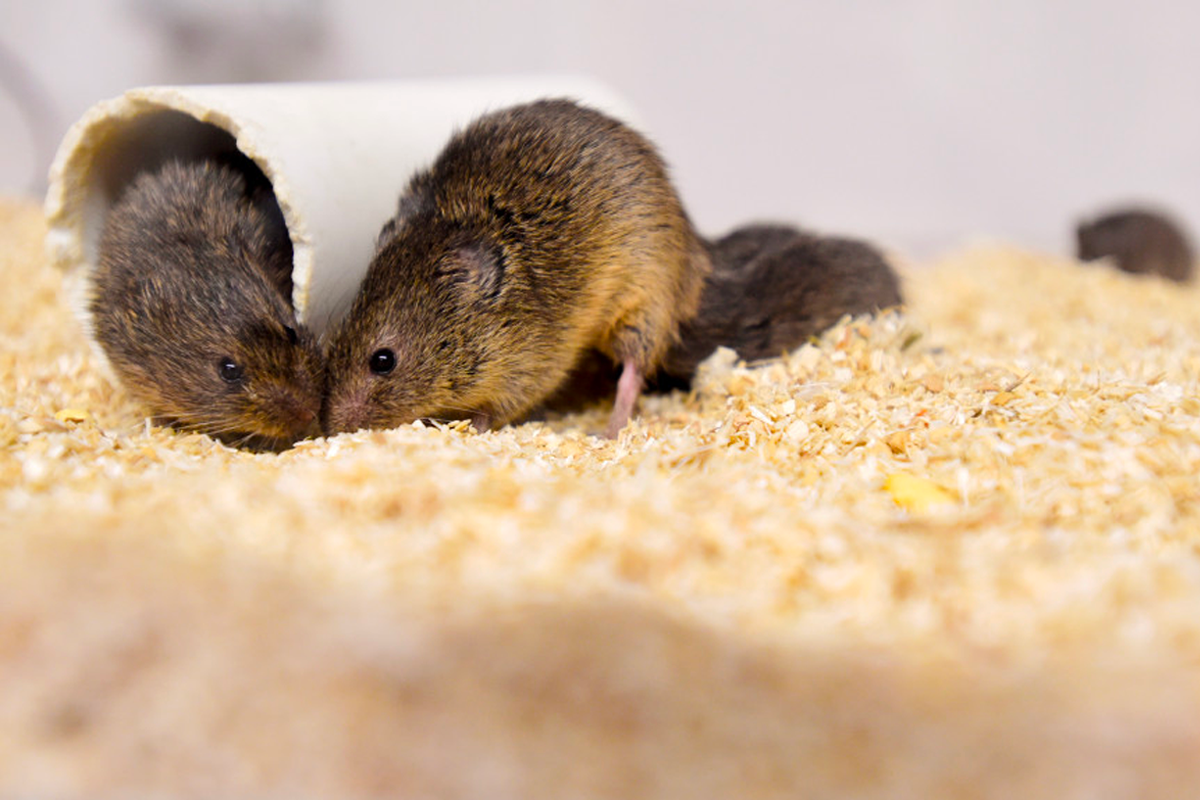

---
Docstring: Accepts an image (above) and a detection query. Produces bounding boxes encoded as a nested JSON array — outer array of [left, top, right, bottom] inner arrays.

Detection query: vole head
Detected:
[[1076, 216, 1126, 263], [92, 161, 324, 449], [322, 209, 541, 435]]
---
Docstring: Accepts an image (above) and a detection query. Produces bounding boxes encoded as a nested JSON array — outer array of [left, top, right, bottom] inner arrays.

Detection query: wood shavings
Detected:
[[4, 200, 1200, 796]]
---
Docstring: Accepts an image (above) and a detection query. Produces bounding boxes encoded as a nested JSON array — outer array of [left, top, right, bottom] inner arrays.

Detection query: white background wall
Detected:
[[3, 0, 1198, 258]]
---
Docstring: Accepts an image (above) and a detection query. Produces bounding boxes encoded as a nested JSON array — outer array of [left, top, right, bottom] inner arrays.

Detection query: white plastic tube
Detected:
[[44, 76, 636, 336]]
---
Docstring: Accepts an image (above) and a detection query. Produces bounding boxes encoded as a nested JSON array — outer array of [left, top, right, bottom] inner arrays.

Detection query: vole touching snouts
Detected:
[[321, 99, 711, 438], [91, 159, 324, 449]]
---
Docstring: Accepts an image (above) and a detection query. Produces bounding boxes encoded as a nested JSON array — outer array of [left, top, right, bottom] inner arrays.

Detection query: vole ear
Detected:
[[451, 244, 505, 300]]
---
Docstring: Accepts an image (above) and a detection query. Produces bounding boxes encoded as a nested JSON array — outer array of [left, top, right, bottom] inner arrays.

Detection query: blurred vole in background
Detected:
[[1075, 206, 1194, 283]]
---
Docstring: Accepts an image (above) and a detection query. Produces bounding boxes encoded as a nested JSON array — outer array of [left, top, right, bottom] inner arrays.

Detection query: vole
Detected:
[[547, 223, 904, 402], [321, 99, 710, 438], [90, 158, 324, 450], [1075, 207, 1194, 283], [653, 223, 903, 388]]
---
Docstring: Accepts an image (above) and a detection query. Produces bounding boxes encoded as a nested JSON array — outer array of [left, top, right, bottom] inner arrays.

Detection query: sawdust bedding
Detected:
[[2, 195, 1200, 797]]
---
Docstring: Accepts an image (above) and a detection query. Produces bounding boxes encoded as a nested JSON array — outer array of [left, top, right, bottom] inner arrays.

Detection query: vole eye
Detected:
[[218, 357, 244, 384], [369, 348, 396, 375], [284, 326, 299, 345]]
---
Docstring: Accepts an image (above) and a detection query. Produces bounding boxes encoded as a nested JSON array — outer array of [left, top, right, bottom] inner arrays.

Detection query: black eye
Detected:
[[218, 357, 244, 383], [284, 325, 299, 345], [369, 348, 396, 375]]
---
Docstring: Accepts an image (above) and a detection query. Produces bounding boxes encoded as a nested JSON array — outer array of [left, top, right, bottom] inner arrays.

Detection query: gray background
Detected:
[[3, 0, 1196, 257]]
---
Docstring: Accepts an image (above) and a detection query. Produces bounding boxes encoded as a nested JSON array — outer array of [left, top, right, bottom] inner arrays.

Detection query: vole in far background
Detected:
[[1075, 206, 1195, 283], [321, 99, 711, 439], [91, 158, 324, 450], [654, 223, 903, 389]]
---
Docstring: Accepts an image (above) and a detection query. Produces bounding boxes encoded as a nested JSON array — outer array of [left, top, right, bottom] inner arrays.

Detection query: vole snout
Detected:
[[259, 384, 320, 437], [321, 383, 373, 436]]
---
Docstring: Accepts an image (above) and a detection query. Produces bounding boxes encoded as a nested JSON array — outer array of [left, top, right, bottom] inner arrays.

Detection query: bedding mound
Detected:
[[2, 198, 1199, 798]]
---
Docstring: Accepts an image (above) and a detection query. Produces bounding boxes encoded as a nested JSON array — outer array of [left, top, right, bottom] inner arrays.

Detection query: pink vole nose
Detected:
[[259, 384, 321, 440], [290, 403, 317, 430], [320, 389, 372, 436]]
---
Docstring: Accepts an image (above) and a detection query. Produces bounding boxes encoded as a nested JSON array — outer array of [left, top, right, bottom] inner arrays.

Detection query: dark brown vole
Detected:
[[653, 223, 903, 388], [91, 158, 324, 449], [1075, 207, 1195, 283], [321, 99, 710, 438]]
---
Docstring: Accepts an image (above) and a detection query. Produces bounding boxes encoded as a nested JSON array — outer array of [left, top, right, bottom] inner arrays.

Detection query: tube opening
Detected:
[[80, 109, 295, 305]]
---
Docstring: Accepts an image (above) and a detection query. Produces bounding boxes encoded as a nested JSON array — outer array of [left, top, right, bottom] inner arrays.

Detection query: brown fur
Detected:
[[322, 99, 710, 435], [654, 223, 903, 388], [1076, 207, 1195, 283], [91, 159, 324, 449]]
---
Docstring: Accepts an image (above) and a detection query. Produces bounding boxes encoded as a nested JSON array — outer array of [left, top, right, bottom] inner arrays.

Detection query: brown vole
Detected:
[[1075, 207, 1195, 283], [91, 158, 324, 449], [653, 223, 903, 388], [321, 99, 710, 438]]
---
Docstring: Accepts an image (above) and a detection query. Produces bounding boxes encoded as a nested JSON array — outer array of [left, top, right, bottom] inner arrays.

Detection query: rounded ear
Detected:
[[452, 243, 505, 300]]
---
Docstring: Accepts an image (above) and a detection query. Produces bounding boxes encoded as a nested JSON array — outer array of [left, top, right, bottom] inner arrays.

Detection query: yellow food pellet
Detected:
[[883, 471, 958, 512], [54, 408, 90, 424]]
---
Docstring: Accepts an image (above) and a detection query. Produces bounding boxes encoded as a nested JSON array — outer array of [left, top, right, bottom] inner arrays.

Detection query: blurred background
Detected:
[[2, 0, 1197, 258]]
